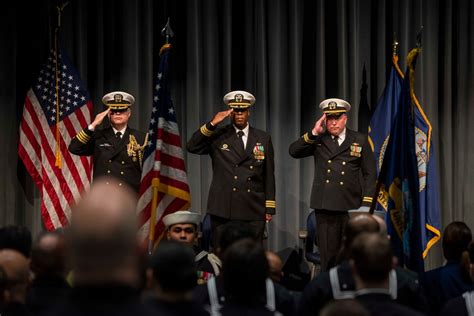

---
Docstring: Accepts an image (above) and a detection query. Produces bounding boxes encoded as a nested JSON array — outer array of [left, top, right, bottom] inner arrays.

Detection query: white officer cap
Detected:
[[223, 90, 255, 109], [319, 98, 351, 115], [102, 91, 135, 110], [163, 211, 201, 228]]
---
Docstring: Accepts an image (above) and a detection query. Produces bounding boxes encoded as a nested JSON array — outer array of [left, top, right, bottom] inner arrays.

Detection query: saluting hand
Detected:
[[90, 108, 110, 129], [211, 109, 233, 126], [312, 114, 326, 136]]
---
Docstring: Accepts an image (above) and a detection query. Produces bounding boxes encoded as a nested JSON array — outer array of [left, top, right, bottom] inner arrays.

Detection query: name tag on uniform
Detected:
[[99, 143, 113, 147], [253, 143, 265, 160]]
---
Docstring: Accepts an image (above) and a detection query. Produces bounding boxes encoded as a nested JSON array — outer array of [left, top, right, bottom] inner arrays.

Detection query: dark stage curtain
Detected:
[[1, 0, 473, 269]]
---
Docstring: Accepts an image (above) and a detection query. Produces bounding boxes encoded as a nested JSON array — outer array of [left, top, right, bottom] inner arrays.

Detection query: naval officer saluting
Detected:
[[187, 90, 276, 244], [69, 91, 147, 193]]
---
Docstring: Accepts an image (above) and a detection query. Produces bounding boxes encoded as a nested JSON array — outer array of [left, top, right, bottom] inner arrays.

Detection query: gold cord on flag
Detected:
[[53, 2, 68, 168]]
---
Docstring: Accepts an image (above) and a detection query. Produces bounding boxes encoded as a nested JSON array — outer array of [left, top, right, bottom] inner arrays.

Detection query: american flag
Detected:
[[18, 48, 93, 230], [136, 44, 191, 246]]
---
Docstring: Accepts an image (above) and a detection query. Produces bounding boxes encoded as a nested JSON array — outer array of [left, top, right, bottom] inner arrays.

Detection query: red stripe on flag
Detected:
[[159, 152, 186, 171], [156, 129, 183, 147]]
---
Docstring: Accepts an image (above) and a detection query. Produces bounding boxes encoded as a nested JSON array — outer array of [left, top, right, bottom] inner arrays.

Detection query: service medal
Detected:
[[253, 143, 265, 160], [350, 143, 362, 157]]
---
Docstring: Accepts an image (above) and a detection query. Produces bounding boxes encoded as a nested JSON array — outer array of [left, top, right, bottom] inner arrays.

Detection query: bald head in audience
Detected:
[[335, 214, 380, 264], [0, 249, 30, 304], [67, 177, 139, 287], [266, 251, 283, 283], [31, 230, 66, 278]]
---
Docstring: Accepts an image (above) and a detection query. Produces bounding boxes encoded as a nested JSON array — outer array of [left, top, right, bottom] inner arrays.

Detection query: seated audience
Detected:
[[193, 221, 296, 315], [298, 214, 428, 315]]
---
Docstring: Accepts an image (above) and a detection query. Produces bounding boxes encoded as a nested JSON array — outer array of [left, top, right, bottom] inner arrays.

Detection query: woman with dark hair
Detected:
[[421, 221, 473, 313], [440, 241, 474, 315]]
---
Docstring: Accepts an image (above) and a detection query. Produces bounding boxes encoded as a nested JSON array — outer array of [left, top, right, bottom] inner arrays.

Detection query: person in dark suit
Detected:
[[351, 232, 424, 316], [289, 98, 376, 271], [43, 177, 153, 316], [69, 91, 147, 192], [187, 90, 276, 243]]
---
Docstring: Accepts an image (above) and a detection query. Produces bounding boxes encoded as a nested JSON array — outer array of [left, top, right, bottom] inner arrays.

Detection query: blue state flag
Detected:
[[368, 55, 404, 174], [375, 48, 441, 272]]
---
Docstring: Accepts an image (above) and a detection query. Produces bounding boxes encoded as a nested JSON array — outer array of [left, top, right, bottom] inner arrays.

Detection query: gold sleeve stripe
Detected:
[[363, 197, 373, 202], [303, 133, 316, 144], [76, 131, 90, 144], [200, 124, 214, 137], [265, 201, 276, 208]]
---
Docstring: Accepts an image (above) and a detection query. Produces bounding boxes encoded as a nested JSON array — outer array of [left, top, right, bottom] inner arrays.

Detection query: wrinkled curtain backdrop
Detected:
[[2, 0, 473, 268]]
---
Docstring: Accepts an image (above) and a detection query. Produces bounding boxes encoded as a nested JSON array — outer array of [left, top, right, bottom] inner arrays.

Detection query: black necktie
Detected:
[[237, 130, 245, 152], [114, 131, 122, 145], [331, 135, 339, 151]]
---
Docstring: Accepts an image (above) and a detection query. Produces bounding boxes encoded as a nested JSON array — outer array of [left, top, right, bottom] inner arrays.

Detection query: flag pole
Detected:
[[147, 18, 174, 255], [369, 35, 401, 215]]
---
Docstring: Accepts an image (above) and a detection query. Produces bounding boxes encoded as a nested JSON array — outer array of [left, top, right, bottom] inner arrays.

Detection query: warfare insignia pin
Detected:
[[220, 143, 230, 151]]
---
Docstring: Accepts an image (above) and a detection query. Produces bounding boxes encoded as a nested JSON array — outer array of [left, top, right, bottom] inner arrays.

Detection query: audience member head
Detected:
[[0, 249, 30, 304], [217, 221, 255, 256], [222, 239, 268, 305], [0, 225, 32, 258], [336, 214, 379, 263], [442, 221, 472, 262], [320, 299, 369, 316], [67, 177, 139, 287], [266, 251, 283, 283], [163, 211, 200, 245], [31, 230, 67, 279], [150, 241, 196, 301], [350, 232, 393, 289]]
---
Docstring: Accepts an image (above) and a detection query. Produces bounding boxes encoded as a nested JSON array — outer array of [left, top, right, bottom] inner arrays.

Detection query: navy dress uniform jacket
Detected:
[[289, 129, 376, 211], [68, 126, 147, 192], [187, 123, 276, 221]]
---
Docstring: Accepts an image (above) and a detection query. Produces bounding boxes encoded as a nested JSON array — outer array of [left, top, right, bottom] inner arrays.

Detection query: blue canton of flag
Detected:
[[32, 50, 90, 125]]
